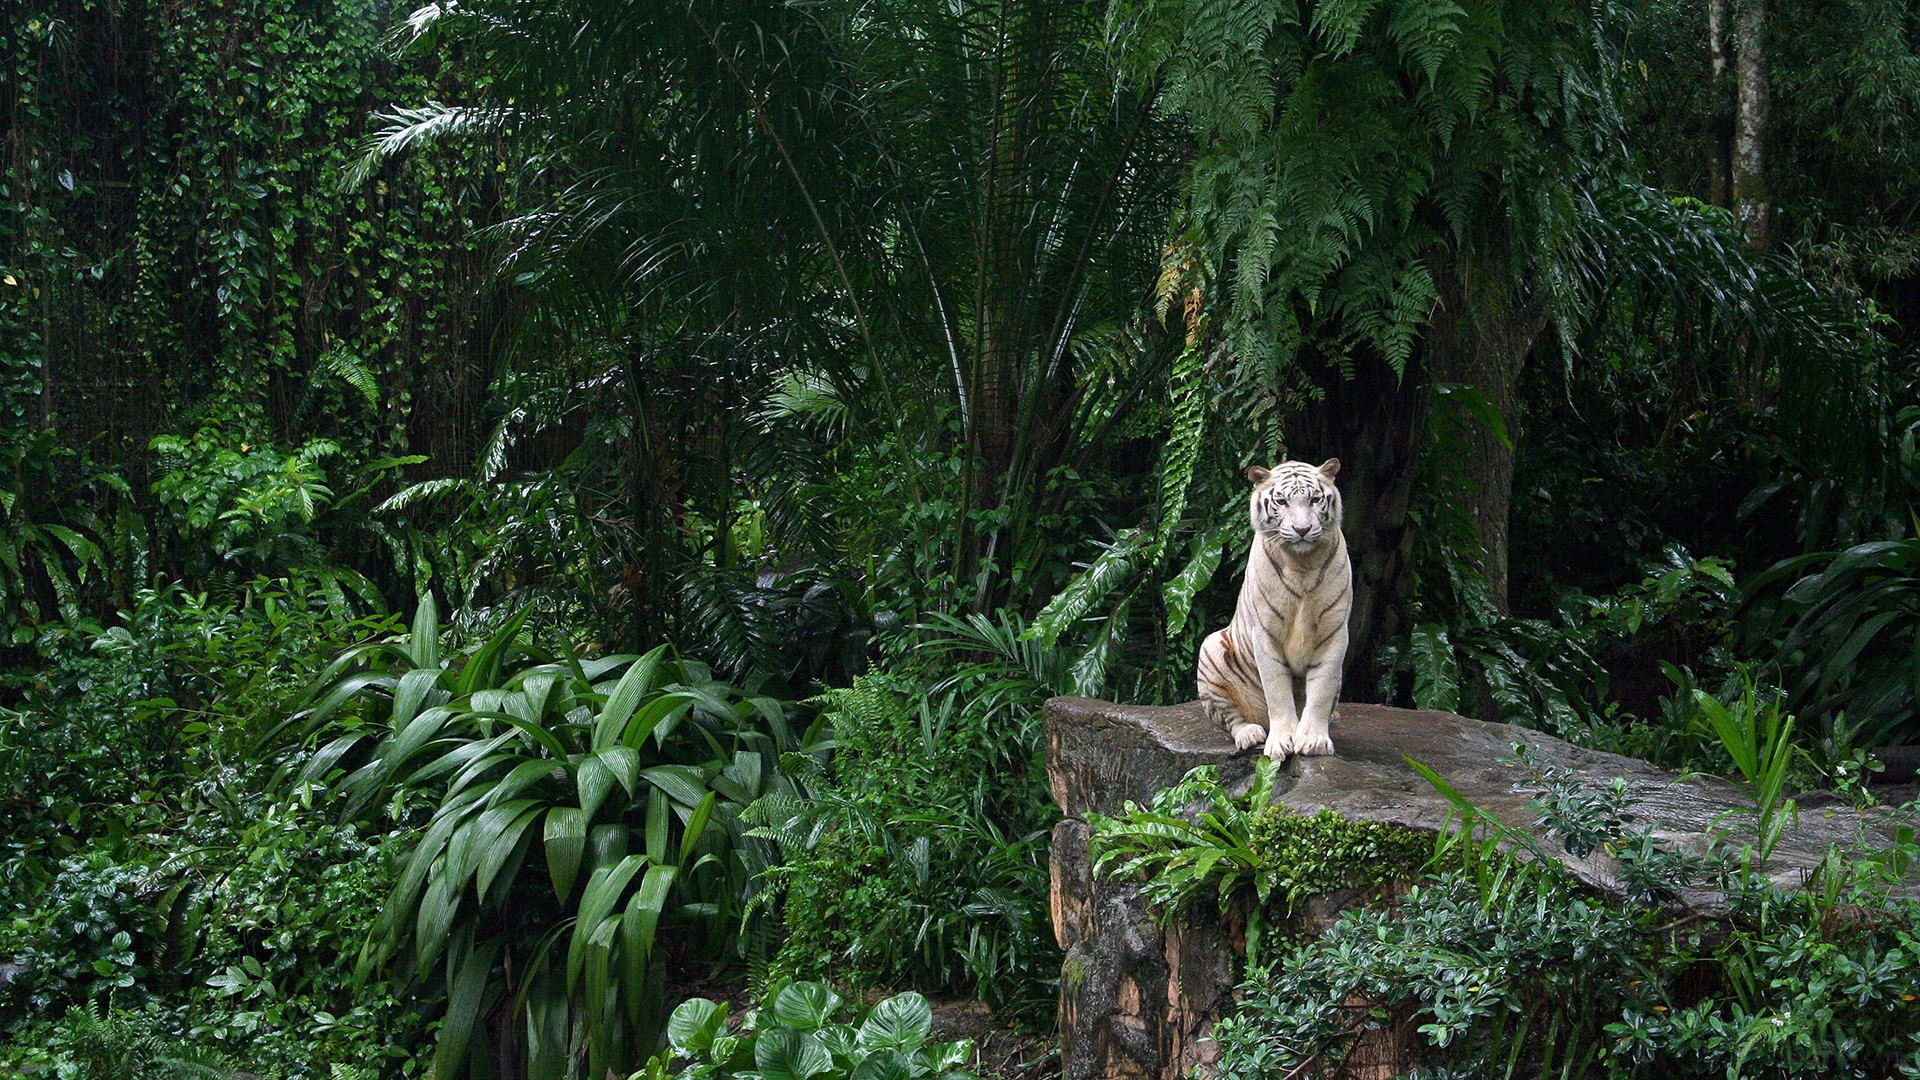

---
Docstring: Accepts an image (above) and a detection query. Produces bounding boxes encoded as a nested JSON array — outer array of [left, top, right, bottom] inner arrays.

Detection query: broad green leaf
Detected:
[[679, 791, 718, 867], [643, 763, 711, 807], [300, 669, 400, 730], [458, 602, 534, 696], [772, 980, 843, 1031], [494, 713, 570, 759], [1028, 527, 1150, 647], [928, 1039, 972, 1070], [620, 864, 677, 1028], [1410, 623, 1460, 713], [645, 787, 671, 863], [382, 703, 461, 780], [408, 592, 441, 670], [588, 822, 629, 874], [667, 998, 728, 1054], [415, 864, 466, 976], [598, 745, 642, 797], [584, 914, 621, 1077], [298, 731, 372, 785], [416, 732, 517, 797], [710, 750, 763, 803], [475, 800, 543, 897], [846, 1048, 913, 1080], [519, 671, 560, 724], [754, 1028, 832, 1080], [487, 757, 568, 809], [1164, 522, 1231, 637], [1069, 594, 1132, 697], [816, 1023, 859, 1058], [623, 692, 698, 750], [392, 666, 444, 728], [578, 653, 640, 682], [577, 754, 617, 823]]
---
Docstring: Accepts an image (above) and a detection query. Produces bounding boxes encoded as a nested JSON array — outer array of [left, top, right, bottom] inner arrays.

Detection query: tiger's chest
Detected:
[[1237, 538, 1347, 665]]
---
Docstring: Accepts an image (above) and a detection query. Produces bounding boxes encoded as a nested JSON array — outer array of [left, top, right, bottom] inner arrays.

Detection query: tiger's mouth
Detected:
[[1262, 524, 1323, 548]]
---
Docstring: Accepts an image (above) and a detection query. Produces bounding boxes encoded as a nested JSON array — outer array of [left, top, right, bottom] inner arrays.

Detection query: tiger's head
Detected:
[[1246, 459, 1342, 553]]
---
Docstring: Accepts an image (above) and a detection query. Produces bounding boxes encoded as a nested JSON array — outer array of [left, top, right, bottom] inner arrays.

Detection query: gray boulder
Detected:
[[1046, 696, 1914, 1080]]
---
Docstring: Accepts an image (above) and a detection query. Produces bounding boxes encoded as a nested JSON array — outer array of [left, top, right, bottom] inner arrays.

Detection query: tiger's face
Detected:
[[1247, 459, 1342, 552]]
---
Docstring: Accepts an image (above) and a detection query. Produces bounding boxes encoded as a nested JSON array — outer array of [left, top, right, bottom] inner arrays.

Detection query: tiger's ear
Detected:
[[1245, 465, 1271, 484], [1318, 458, 1341, 481]]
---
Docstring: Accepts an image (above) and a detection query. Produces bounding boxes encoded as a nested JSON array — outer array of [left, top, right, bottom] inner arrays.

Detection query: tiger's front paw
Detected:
[[1230, 722, 1266, 751], [1262, 725, 1295, 761], [1290, 728, 1335, 757]]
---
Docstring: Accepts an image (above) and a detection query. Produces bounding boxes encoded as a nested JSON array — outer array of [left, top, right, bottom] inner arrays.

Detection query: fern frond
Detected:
[[1026, 527, 1153, 647], [373, 477, 470, 515], [341, 101, 515, 189]]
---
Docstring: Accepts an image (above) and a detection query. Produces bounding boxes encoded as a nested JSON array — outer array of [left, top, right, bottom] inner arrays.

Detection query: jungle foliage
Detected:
[[4, 0, 1920, 1076]]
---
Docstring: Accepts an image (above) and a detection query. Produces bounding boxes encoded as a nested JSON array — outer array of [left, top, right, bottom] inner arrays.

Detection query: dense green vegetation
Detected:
[[4, 0, 1919, 1075]]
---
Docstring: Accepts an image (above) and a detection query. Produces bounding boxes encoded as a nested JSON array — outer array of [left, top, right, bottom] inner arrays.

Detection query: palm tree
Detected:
[[354, 0, 1184, 634]]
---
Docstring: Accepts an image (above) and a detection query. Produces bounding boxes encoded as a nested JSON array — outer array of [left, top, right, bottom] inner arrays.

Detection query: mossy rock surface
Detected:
[[1049, 697, 1915, 908]]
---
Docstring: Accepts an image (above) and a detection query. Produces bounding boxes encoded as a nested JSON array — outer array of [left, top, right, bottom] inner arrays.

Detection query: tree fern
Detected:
[[1115, 0, 1612, 379]]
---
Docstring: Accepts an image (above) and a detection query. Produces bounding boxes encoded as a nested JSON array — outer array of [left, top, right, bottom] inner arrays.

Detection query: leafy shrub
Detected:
[[1381, 544, 1742, 752], [2, 853, 162, 1012], [42, 1003, 243, 1079], [631, 981, 977, 1080], [1210, 748, 1920, 1078], [148, 429, 414, 604], [748, 668, 1058, 1024], [0, 579, 397, 891], [1745, 532, 1920, 746], [162, 798, 423, 1073], [1, 791, 427, 1076], [288, 597, 816, 1079]]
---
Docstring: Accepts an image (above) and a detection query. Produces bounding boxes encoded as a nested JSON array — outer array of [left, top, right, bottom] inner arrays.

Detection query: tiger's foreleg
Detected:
[[1291, 629, 1348, 757], [1257, 646, 1299, 761]]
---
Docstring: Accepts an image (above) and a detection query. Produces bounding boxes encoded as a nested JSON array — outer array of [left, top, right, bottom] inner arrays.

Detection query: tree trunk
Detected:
[[1424, 259, 1550, 614], [1705, 0, 1732, 206], [1732, 0, 1770, 248], [1287, 351, 1428, 703]]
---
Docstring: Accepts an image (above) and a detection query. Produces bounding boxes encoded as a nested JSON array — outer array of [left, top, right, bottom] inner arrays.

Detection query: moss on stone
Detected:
[[1247, 806, 1430, 917]]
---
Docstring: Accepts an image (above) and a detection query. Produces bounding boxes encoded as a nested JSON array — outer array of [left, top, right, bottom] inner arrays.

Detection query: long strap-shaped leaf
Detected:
[[596, 643, 672, 749], [622, 691, 699, 751], [409, 592, 442, 670], [567, 854, 651, 989], [430, 935, 503, 1080], [544, 806, 587, 901], [457, 602, 534, 696], [622, 864, 678, 1030]]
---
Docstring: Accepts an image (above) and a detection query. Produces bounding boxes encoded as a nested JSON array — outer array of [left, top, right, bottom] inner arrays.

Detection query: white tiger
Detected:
[[1196, 459, 1352, 760]]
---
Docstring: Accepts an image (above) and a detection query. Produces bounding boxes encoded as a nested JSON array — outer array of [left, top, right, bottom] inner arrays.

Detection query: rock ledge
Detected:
[[1046, 697, 1913, 1080]]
